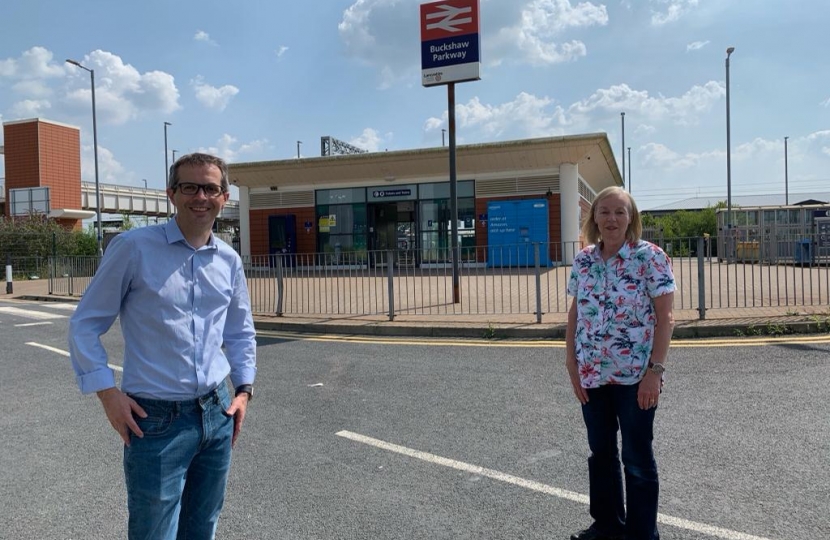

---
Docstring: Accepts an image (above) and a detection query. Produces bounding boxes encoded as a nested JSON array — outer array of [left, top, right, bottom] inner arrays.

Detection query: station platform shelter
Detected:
[[228, 134, 623, 267]]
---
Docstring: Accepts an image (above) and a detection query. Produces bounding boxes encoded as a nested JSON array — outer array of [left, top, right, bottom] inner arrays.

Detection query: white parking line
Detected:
[[336, 430, 774, 540], [0, 306, 66, 320], [15, 322, 53, 327], [25, 342, 123, 372], [41, 303, 77, 311]]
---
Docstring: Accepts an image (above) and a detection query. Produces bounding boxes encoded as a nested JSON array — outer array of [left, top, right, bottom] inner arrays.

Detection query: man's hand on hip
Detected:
[[96, 387, 147, 446]]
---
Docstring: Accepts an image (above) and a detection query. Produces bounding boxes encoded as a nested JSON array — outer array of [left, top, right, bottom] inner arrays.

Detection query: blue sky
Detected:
[[1, 0, 828, 209]]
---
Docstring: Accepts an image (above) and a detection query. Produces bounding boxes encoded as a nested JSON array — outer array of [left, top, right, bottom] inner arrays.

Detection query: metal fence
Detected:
[[42, 233, 830, 321]]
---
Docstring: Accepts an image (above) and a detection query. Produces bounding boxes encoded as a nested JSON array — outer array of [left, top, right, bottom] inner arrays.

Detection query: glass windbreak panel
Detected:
[[764, 210, 776, 225], [316, 203, 367, 262], [419, 197, 476, 262]]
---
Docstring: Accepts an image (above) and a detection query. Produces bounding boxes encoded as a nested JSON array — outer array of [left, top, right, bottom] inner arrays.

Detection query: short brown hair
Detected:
[[167, 153, 229, 192], [581, 186, 642, 245]]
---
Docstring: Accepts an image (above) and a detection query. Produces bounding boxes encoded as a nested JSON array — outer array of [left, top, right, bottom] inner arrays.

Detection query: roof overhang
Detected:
[[48, 209, 97, 220], [228, 133, 623, 191]]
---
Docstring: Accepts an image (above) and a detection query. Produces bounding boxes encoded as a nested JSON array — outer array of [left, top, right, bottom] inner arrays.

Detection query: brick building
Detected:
[[2, 118, 94, 229]]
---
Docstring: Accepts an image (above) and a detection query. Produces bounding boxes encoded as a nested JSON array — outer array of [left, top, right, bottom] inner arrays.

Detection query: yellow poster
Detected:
[[319, 216, 330, 232]]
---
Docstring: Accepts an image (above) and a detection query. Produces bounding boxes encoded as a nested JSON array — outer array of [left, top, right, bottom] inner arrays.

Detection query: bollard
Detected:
[[534, 243, 542, 324], [697, 237, 706, 320], [5, 254, 12, 294]]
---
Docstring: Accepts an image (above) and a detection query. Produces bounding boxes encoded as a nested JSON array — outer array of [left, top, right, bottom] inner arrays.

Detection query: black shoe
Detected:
[[570, 527, 624, 540]]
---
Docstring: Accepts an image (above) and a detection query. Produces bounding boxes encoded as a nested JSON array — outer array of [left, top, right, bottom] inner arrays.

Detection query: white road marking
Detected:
[[25, 342, 123, 372], [41, 303, 77, 311], [336, 430, 775, 540], [15, 322, 53, 327], [0, 306, 66, 320]]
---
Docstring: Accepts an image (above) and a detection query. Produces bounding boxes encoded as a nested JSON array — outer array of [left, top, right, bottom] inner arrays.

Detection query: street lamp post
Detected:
[[621, 112, 626, 189], [725, 47, 735, 233], [164, 122, 171, 217], [142, 178, 147, 190], [66, 58, 103, 256], [441, 128, 446, 147], [627, 147, 631, 193], [172, 149, 178, 163], [784, 136, 789, 206], [296, 141, 302, 159]]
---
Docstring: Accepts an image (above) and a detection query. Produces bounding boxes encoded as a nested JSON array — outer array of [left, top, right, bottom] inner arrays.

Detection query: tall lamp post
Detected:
[[621, 112, 626, 189], [784, 136, 789, 205], [725, 47, 735, 233], [627, 147, 632, 193], [66, 58, 103, 256], [164, 121, 171, 217], [172, 149, 178, 163]]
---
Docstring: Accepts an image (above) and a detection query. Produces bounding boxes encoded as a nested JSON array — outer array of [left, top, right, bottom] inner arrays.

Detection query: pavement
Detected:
[[6, 278, 830, 340]]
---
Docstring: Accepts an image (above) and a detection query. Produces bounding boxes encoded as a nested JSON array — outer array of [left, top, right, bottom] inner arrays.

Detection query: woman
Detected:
[[565, 186, 675, 540]]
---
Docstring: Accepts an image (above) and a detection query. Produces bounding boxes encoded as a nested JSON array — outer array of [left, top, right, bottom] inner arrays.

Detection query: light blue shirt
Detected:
[[68, 220, 257, 400]]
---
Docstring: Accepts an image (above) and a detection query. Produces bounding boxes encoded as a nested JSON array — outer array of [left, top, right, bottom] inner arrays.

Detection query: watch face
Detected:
[[650, 363, 665, 374]]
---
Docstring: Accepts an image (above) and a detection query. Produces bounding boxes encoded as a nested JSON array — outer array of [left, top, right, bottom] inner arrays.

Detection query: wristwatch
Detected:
[[648, 362, 666, 375], [235, 384, 254, 401]]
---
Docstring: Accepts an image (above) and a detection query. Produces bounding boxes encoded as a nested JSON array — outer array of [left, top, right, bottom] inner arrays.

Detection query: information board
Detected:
[[487, 199, 550, 267]]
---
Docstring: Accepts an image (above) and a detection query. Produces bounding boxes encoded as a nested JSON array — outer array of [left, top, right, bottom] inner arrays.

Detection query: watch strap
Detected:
[[235, 384, 253, 401]]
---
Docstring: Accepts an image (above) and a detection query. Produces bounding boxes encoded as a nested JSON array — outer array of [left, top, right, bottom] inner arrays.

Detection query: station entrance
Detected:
[[368, 201, 416, 267]]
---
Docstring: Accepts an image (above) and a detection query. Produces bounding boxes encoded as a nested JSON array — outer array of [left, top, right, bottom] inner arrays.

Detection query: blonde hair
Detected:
[[581, 186, 642, 245]]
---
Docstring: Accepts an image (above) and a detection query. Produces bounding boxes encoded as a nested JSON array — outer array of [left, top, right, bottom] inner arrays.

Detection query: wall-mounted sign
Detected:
[[372, 189, 412, 198]]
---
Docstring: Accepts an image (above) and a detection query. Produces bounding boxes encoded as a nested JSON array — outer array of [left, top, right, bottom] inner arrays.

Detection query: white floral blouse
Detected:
[[567, 240, 676, 388]]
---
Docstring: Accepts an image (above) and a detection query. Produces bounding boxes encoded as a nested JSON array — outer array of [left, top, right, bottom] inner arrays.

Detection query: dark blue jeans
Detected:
[[581, 383, 659, 540], [124, 383, 234, 540]]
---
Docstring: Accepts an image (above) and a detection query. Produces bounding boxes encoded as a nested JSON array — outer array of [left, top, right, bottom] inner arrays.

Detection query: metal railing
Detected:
[[41, 234, 830, 321]]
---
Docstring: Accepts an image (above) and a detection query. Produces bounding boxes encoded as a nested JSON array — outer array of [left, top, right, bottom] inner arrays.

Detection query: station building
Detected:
[[228, 133, 624, 266]]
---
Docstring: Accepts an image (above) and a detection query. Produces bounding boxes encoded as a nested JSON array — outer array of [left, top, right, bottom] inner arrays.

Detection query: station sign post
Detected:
[[420, 0, 481, 303]]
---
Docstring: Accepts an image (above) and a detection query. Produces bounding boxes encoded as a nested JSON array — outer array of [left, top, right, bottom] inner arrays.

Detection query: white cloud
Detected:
[[686, 40, 709, 51], [489, 0, 608, 66], [425, 92, 567, 139], [12, 79, 52, 98], [64, 49, 180, 125], [640, 142, 722, 170], [349, 128, 384, 152], [194, 31, 218, 46], [191, 76, 239, 112], [651, 0, 699, 26], [0, 47, 66, 98], [81, 144, 128, 183], [820, 97, 830, 107], [9, 99, 51, 118], [569, 81, 724, 125], [197, 134, 270, 163], [276, 46, 289, 57]]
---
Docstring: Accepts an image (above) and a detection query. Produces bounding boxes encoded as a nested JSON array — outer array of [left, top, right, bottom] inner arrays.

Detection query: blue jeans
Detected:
[[581, 383, 659, 540], [124, 383, 234, 540]]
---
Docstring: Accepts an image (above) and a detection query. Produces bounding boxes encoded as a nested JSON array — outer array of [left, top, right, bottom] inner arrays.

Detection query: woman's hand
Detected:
[[638, 371, 662, 410], [566, 359, 589, 405]]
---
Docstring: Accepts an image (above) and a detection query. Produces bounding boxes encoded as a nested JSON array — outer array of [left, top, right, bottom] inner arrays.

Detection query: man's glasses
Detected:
[[174, 183, 225, 197]]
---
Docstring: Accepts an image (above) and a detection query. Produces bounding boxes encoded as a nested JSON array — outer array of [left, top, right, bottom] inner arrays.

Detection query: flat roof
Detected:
[[2, 117, 80, 131], [229, 133, 623, 191]]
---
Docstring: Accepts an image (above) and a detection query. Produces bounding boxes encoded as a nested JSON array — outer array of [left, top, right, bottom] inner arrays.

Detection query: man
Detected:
[[69, 153, 257, 540]]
